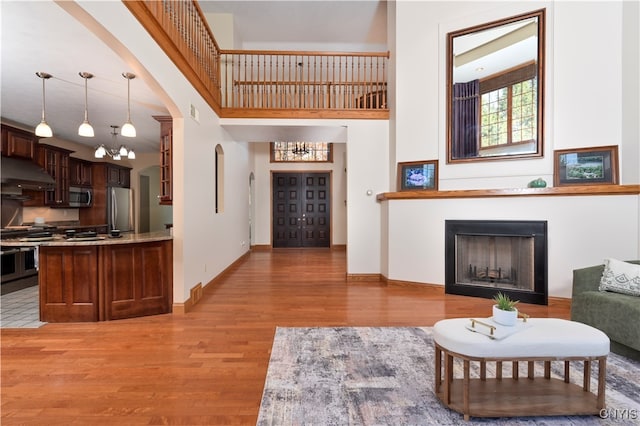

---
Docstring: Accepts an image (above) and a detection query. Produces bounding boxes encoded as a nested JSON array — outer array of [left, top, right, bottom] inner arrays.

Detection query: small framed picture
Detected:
[[553, 145, 619, 187], [397, 160, 438, 191]]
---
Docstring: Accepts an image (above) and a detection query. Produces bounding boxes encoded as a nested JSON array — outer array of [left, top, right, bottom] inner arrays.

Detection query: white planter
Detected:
[[492, 305, 518, 326]]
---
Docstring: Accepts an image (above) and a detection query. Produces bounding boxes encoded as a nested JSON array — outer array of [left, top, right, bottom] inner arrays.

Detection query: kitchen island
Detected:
[[2, 231, 173, 322]]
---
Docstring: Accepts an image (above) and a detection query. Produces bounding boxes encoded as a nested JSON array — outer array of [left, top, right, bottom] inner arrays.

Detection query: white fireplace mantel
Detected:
[[378, 185, 639, 300]]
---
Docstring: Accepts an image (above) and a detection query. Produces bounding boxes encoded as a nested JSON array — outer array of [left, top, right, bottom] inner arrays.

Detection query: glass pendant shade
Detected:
[[79, 120, 94, 137], [94, 145, 106, 158], [35, 72, 53, 137], [127, 150, 136, 160], [121, 72, 136, 137], [35, 121, 53, 138], [78, 72, 94, 137], [119, 146, 129, 156], [121, 121, 136, 138]]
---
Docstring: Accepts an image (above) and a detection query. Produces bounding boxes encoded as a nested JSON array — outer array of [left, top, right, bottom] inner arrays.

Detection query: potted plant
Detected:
[[492, 292, 519, 326]]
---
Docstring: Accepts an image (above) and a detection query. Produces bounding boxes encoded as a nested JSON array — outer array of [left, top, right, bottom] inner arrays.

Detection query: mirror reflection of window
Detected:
[[447, 9, 545, 163], [479, 64, 537, 155]]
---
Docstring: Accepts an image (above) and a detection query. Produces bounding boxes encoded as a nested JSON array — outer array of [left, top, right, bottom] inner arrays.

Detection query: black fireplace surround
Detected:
[[445, 220, 548, 305]]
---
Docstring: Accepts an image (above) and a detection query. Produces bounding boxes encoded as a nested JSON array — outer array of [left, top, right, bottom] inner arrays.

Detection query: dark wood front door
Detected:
[[272, 172, 330, 248]]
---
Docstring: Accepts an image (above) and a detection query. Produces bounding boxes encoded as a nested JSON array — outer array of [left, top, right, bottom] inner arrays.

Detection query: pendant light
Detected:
[[121, 72, 136, 137], [34, 72, 53, 137], [78, 72, 94, 137]]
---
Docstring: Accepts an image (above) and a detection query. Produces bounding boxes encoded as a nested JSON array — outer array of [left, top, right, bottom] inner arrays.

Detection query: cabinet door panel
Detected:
[[104, 242, 172, 320], [39, 246, 99, 322], [5, 129, 36, 159]]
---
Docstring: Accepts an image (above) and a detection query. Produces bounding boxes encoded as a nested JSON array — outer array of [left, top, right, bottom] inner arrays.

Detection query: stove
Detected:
[[19, 232, 54, 242], [1, 225, 58, 240]]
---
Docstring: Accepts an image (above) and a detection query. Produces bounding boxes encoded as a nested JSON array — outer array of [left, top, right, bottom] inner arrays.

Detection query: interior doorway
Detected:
[[139, 166, 173, 232], [272, 172, 331, 248], [139, 175, 150, 233]]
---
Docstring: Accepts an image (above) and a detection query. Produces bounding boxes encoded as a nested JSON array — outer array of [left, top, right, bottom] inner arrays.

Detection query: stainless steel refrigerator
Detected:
[[107, 187, 134, 232]]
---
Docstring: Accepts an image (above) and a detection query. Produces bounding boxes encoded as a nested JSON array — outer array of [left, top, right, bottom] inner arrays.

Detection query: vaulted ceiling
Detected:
[[0, 1, 387, 152]]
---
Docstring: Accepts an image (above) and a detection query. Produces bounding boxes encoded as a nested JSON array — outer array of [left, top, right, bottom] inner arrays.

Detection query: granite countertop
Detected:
[[0, 230, 172, 247]]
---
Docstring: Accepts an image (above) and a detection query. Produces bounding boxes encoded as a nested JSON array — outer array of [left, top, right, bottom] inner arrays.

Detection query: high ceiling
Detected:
[[0, 1, 387, 153], [199, 0, 387, 47]]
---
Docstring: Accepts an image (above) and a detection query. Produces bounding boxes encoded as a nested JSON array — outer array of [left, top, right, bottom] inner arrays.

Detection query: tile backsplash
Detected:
[[23, 207, 79, 225]]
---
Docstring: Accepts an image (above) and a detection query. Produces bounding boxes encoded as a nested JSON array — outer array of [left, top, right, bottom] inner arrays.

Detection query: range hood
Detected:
[[1, 156, 55, 192]]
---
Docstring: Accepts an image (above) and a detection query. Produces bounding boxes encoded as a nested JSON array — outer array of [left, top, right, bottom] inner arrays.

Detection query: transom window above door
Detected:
[[271, 142, 333, 163]]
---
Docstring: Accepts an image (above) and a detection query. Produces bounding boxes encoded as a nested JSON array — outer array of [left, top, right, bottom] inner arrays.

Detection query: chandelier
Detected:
[[94, 125, 136, 160], [291, 142, 310, 155]]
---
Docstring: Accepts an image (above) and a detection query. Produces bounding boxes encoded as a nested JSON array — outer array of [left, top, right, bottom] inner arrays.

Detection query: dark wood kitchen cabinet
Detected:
[[24, 144, 73, 207], [79, 163, 107, 226], [1, 124, 36, 160], [154, 115, 172, 205], [103, 241, 173, 320], [69, 157, 93, 187], [106, 163, 131, 188], [38, 238, 173, 322], [39, 245, 99, 322], [78, 162, 129, 226]]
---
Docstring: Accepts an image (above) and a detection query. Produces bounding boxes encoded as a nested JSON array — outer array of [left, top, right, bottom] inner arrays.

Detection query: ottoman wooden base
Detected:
[[434, 345, 607, 421], [433, 318, 609, 421]]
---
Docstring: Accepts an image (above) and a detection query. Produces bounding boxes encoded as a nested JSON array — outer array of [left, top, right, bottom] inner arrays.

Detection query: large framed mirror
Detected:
[[447, 9, 545, 163]]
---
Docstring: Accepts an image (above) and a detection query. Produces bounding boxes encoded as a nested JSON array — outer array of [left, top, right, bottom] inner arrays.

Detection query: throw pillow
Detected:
[[599, 258, 640, 296]]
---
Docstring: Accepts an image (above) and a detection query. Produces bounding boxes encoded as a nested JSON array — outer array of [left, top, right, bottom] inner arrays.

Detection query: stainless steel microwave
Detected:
[[69, 186, 92, 207]]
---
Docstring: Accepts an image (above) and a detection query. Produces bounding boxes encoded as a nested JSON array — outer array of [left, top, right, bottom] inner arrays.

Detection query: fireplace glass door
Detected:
[[445, 220, 547, 305], [455, 235, 534, 291]]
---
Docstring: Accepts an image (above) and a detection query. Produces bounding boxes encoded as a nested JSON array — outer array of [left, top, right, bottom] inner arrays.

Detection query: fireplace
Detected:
[[445, 220, 548, 305]]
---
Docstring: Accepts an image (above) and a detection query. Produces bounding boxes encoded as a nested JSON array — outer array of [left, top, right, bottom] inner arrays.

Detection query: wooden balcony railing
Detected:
[[124, 1, 389, 119], [220, 51, 388, 117], [124, 0, 223, 111]]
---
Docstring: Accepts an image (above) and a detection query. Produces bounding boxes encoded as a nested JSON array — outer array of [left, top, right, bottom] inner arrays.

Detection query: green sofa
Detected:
[[571, 261, 640, 361]]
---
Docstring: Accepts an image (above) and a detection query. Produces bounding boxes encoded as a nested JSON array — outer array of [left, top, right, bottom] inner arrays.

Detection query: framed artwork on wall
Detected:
[[553, 145, 619, 187], [397, 160, 439, 191]]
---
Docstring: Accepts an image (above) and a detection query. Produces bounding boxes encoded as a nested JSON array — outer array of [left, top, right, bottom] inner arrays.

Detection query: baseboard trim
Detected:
[[252, 244, 346, 251], [384, 277, 445, 293], [346, 273, 382, 282], [172, 303, 186, 315], [172, 251, 251, 314]]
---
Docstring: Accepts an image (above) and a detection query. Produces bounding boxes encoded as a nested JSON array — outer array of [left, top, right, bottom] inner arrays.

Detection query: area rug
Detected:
[[257, 327, 640, 425]]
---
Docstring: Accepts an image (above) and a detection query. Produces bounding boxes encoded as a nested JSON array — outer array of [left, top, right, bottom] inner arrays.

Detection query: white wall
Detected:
[[383, 1, 639, 297], [80, 1, 637, 302], [621, 0, 640, 186], [204, 13, 235, 49], [388, 195, 639, 298], [346, 121, 389, 274], [251, 142, 347, 246], [81, 2, 251, 303], [220, 117, 389, 274]]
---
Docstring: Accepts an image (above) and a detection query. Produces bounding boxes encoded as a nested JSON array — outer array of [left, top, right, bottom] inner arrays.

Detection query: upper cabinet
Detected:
[[26, 144, 74, 207], [154, 116, 172, 205], [69, 157, 93, 187], [1, 124, 37, 160], [106, 164, 131, 188]]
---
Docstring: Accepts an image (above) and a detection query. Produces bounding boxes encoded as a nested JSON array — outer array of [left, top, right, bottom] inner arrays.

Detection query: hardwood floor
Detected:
[[1, 249, 570, 425]]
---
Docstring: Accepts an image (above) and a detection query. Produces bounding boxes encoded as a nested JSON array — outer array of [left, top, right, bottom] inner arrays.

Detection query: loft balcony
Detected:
[[124, 1, 389, 120]]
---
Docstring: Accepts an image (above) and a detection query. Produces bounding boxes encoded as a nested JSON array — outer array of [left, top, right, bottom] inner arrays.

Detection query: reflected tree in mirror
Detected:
[[447, 9, 545, 163]]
